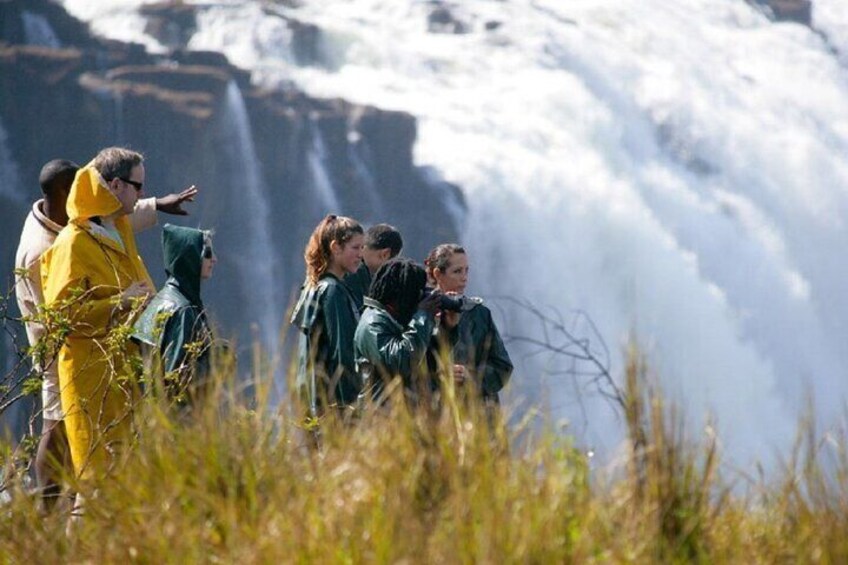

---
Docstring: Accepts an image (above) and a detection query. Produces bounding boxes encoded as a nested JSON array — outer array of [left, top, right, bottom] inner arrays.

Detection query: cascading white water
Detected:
[[218, 81, 282, 363], [348, 136, 386, 221], [113, 91, 124, 144], [60, 0, 166, 53], [307, 118, 341, 214], [58, 0, 848, 466], [21, 11, 61, 48], [815, 0, 848, 64], [89, 85, 125, 144], [0, 116, 28, 441], [0, 120, 25, 205]]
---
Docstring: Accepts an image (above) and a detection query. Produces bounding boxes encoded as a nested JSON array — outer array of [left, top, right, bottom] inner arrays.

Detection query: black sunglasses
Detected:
[[202, 244, 215, 259], [119, 177, 144, 191]]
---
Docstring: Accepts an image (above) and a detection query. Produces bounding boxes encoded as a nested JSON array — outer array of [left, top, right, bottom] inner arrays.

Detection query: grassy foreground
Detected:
[[2, 352, 848, 563]]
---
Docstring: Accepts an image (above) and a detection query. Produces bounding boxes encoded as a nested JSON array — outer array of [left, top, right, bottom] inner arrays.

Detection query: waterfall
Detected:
[[307, 118, 341, 213], [58, 0, 848, 467], [87, 85, 125, 144], [419, 166, 464, 231], [0, 116, 28, 444], [21, 11, 61, 48], [0, 120, 25, 205], [347, 135, 386, 221], [218, 81, 283, 366], [59, 0, 167, 54], [113, 90, 124, 144], [816, 1, 848, 66]]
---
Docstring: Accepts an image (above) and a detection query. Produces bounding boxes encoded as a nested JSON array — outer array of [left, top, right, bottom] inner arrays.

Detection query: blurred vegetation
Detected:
[[1, 293, 848, 563]]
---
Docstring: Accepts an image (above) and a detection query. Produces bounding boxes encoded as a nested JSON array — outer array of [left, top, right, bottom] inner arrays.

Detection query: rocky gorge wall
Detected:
[[0, 0, 463, 434]]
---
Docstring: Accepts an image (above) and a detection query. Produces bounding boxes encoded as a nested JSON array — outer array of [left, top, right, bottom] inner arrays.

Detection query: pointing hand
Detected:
[[156, 185, 198, 216]]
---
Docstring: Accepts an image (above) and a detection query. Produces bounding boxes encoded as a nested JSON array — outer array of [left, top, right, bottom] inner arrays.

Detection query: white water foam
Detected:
[[220, 81, 283, 364], [60, 0, 167, 54], [307, 118, 341, 214], [21, 10, 61, 48], [59, 0, 848, 466], [0, 120, 25, 204]]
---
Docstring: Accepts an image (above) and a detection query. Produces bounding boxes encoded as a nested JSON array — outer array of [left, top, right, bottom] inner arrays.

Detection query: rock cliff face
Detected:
[[0, 0, 463, 432], [755, 0, 813, 25]]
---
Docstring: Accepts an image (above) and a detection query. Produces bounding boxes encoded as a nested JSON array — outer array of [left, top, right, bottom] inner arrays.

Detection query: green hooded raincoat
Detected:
[[344, 261, 372, 313], [448, 302, 513, 404], [133, 224, 213, 400], [291, 274, 361, 414], [353, 297, 436, 403]]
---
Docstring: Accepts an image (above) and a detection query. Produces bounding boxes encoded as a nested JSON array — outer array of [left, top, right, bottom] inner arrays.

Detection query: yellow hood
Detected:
[[62, 163, 153, 286], [67, 165, 123, 222]]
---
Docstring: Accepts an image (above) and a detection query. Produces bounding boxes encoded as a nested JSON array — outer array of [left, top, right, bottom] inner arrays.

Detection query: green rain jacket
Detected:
[[344, 261, 371, 313], [133, 224, 212, 398], [449, 302, 513, 403], [354, 297, 436, 402], [291, 273, 361, 414]]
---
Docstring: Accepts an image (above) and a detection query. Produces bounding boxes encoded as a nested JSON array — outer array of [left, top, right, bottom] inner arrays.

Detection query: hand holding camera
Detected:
[[421, 286, 469, 313], [417, 288, 443, 315], [441, 291, 463, 328]]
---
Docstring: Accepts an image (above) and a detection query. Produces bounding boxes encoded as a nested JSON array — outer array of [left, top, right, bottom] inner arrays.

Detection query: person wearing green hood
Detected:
[[133, 225, 216, 403]]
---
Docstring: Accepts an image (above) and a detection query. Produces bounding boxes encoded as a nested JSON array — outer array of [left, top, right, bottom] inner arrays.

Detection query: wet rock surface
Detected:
[[754, 0, 813, 25]]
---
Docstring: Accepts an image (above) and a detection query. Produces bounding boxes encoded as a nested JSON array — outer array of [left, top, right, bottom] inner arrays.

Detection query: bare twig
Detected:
[[488, 295, 624, 416]]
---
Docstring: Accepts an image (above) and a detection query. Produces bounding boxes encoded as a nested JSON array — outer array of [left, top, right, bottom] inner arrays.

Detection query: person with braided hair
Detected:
[[353, 258, 441, 405], [291, 215, 365, 419]]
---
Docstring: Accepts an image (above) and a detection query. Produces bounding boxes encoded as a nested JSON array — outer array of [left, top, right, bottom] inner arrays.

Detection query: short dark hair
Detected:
[[369, 258, 427, 326], [38, 159, 79, 194], [91, 147, 144, 181], [364, 224, 403, 258]]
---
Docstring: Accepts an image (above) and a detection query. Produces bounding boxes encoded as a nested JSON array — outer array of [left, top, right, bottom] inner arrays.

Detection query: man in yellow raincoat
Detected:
[[41, 147, 155, 481]]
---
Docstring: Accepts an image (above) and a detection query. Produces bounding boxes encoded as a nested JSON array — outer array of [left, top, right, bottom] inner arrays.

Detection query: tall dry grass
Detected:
[[1, 346, 848, 563]]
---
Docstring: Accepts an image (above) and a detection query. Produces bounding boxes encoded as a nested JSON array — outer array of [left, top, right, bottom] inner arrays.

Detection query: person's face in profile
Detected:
[[201, 238, 217, 280], [362, 245, 392, 273], [334, 234, 364, 275], [110, 163, 145, 215]]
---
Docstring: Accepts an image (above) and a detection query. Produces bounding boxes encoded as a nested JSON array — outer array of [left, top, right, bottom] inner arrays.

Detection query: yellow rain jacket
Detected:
[[41, 166, 153, 480]]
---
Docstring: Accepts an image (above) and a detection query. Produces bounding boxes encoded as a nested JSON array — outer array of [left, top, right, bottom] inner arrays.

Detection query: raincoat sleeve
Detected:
[[41, 237, 123, 337], [16, 259, 45, 347], [321, 283, 359, 383], [128, 197, 158, 233], [160, 306, 201, 376], [374, 311, 435, 383], [343, 263, 371, 313], [473, 308, 513, 397]]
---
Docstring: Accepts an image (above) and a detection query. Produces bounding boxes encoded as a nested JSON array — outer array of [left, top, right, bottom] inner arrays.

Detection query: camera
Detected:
[[422, 287, 469, 313]]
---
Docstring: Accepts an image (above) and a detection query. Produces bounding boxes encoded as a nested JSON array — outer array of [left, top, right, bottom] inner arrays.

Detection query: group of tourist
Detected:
[[291, 216, 513, 427], [13, 146, 513, 513]]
